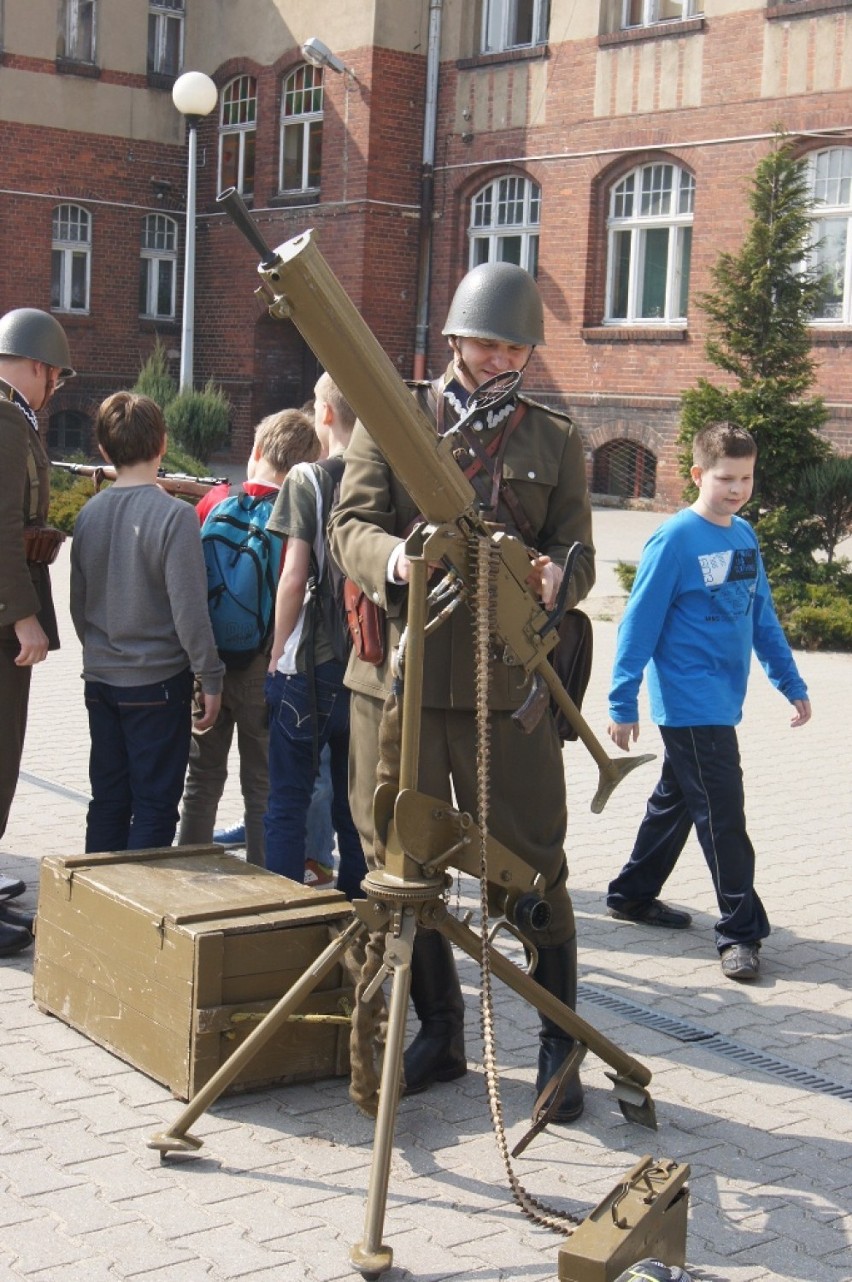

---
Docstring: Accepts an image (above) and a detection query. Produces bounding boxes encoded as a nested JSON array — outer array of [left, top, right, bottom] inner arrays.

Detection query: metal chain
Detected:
[[472, 534, 579, 1234]]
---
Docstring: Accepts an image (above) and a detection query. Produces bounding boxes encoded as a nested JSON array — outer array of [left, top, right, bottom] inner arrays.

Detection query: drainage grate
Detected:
[[579, 982, 852, 1101]]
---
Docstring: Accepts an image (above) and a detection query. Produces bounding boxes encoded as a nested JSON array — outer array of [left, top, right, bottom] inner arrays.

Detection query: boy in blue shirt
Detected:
[[606, 422, 811, 982]]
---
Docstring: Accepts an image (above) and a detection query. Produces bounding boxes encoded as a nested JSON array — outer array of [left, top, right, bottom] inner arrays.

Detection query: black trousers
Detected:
[[607, 724, 770, 952]]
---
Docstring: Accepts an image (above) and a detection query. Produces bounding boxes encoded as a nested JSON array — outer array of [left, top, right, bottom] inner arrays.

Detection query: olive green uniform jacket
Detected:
[[328, 368, 595, 946], [0, 384, 58, 837]]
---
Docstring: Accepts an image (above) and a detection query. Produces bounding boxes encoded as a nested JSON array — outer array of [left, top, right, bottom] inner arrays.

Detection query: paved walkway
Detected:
[[1, 508, 850, 1282]]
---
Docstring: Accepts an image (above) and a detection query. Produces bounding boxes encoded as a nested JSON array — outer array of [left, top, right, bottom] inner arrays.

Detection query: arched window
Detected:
[[469, 175, 541, 275], [605, 162, 694, 324], [139, 214, 177, 319], [219, 75, 257, 197], [51, 204, 91, 313], [280, 64, 323, 194], [592, 440, 657, 500], [807, 147, 852, 324]]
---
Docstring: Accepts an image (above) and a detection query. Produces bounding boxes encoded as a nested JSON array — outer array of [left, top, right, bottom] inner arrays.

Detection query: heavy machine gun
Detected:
[[150, 191, 688, 1282]]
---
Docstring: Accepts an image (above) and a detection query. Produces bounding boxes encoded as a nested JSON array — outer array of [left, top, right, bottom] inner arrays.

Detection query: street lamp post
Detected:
[[172, 71, 218, 392]]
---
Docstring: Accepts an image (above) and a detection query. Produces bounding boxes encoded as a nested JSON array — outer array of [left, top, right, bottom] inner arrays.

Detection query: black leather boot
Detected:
[[402, 928, 467, 1095], [533, 937, 584, 1123], [0, 917, 32, 957]]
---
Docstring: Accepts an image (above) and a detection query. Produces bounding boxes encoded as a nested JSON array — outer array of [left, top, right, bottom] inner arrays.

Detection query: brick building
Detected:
[[2, 0, 850, 505]]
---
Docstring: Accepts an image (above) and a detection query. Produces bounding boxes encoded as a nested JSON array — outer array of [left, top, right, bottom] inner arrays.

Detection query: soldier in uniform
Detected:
[[0, 309, 74, 955], [329, 262, 595, 1123]]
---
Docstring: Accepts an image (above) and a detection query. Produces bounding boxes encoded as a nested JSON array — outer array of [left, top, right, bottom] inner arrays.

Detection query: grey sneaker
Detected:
[[720, 942, 760, 982]]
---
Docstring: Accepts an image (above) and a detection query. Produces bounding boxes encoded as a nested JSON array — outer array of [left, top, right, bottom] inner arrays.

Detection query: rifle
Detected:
[[51, 460, 229, 501]]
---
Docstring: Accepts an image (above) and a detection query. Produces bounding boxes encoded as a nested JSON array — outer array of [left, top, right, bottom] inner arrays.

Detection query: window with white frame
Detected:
[[605, 162, 694, 323], [219, 76, 257, 197], [279, 64, 323, 193], [469, 175, 541, 275], [600, 0, 700, 32], [66, 0, 96, 62], [481, 0, 550, 53], [147, 0, 183, 78], [807, 147, 852, 325], [139, 214, 177, 319], [51, 204, 91, 313]]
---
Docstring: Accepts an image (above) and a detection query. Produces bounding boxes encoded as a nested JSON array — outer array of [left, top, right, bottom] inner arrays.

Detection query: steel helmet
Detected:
[[0, 308, 75, 379], [442, 261, 545, 347]]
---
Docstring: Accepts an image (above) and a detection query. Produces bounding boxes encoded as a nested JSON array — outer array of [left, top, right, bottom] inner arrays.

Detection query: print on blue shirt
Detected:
[[698, 546, 756, 619]]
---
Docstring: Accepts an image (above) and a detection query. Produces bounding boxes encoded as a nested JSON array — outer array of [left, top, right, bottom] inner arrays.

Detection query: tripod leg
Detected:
[[149, 915, 367, 1156], [350, 905, 417, 1279], [437, 912, 657, 1130]]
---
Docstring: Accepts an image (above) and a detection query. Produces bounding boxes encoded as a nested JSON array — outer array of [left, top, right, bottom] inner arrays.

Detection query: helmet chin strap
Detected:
[[449, 337, 534, 393]]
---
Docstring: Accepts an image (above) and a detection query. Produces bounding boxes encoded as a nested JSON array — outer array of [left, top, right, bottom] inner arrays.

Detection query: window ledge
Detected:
[[766, 0, 850, 19], [582, 325, 688, 343], [147, 70, 177, 92], [268, 190, 320, 209], [809, 326, 852, 344], [457, 44, 549, 71], [56, 58, 101, 79], [599, 17, 706, 48], [139, 317, 179, 331], [51, 311, 94, 327]]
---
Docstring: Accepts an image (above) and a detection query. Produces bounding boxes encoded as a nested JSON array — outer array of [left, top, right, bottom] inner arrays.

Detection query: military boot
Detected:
[[533, 936, 584, 1123], [402, 928, 467, 1095]]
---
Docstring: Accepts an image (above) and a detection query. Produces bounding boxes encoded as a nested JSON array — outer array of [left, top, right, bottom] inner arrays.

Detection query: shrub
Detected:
[[773, 581, 852, 650], [165, 381, 231, 462], [614, 560, 638, 593], [132, 338, 178, 411]]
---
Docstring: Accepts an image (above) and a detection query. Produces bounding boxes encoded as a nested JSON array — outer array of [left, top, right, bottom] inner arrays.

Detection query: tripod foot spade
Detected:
[[350, 1240, 393, 1279], [591, 753, 656, 814], [147, 1130, 204, 1158], [605, 1072, 658, 1130]]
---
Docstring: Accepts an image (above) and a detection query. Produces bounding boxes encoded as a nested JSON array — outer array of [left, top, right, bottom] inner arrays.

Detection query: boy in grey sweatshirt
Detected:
[[70, 392, 223, 852]]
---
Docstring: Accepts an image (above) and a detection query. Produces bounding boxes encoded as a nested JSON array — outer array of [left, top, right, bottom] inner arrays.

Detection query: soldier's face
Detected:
[[451, 337, 531, 391]]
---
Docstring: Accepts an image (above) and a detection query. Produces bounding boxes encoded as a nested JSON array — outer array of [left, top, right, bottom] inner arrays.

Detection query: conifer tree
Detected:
[[679, 136, 830, 571]]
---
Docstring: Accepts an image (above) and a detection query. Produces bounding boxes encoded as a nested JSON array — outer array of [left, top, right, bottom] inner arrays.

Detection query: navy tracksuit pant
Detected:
[[606, 724, 770, 952]]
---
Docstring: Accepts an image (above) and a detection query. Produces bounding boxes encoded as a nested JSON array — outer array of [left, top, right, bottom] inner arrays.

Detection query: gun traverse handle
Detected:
[[217, 187, 280, 269]]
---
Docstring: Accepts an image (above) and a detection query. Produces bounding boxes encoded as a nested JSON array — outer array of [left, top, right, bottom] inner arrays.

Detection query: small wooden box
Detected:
[[33, 845, 355, 1100]]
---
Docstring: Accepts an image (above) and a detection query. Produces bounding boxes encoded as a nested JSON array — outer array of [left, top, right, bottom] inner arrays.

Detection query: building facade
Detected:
[[1, 0, 850, 504]]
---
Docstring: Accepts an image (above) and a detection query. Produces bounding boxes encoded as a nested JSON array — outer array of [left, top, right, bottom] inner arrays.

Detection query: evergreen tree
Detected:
[[131, 337, 178, 411], [679, 136, 830, 570]]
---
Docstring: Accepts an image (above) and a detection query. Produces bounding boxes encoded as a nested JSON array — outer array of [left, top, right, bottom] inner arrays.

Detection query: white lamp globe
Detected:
[[172, 71, 217, 119]]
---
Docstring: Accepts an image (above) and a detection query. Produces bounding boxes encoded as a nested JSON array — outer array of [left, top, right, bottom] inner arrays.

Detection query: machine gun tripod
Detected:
[[149, 192, 686, 1281]]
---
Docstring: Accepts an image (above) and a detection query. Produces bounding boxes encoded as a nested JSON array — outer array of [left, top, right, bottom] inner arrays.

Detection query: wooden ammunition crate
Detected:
[[33, 846, 355, 1100]]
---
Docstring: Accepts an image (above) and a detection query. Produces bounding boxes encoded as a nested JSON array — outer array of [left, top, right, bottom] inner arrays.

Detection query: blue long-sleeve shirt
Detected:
[[609, 509, 808, 727]]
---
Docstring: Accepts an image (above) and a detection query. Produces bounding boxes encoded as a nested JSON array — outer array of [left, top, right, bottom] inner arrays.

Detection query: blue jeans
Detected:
[[84, 668, 193, 854], [305, 742, 334, 866], [264, 663, 366, 899], [607, 724, 770, 951]]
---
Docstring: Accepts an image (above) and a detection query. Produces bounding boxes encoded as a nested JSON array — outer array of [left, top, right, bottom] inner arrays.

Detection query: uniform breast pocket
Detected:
[[502, 457, 559, 535]]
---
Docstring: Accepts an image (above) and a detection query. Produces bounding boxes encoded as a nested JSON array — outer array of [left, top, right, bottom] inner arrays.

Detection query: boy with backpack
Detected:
[[70, 392, 224, 853], [264, 374, 367, 899], [177, 409, 319, 866]]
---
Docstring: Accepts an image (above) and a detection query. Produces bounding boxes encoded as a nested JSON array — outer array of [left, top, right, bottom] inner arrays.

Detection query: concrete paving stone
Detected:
[[76, 1222, 198, 1278], [0, 1087, 81, 1133], [27, 1181, 137, 1236], [67, 1152, 179, 1202], [121, 1185, 234, 1239], [150, 1158, 293, 1208], [1, 1217, 107, 1273], [0, 1185, 39, 1231], [0, 1040, 61, 1079], [12, 1067, 112, 1107], [63, 1094, 169, 1139], [0, 1142, 91, 1198], [120, 1265, 213, 1282], [176, 1223, 299, 1279]]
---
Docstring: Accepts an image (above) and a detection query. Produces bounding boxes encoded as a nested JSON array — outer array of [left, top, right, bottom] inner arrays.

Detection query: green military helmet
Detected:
[[0, 308, 75, 379], [442, 261, 545, 347]]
